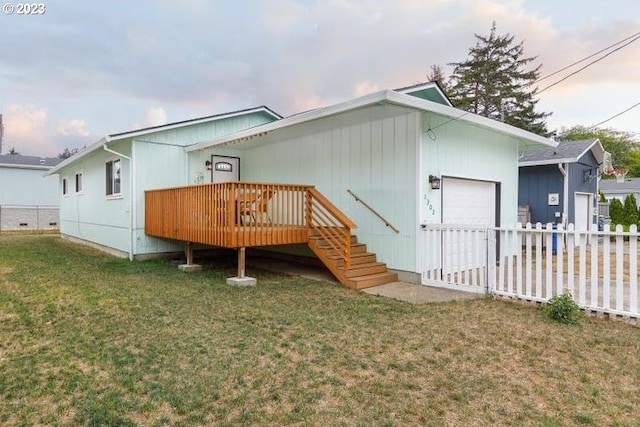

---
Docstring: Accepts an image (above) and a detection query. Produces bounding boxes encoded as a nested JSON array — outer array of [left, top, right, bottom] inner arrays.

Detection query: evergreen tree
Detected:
[[426, 64, 449, 92], [609, 198, 624, 227], [7, 147, 20, 155], [622, 194, 639, 226], [58, 147, 80, 159], [448, 22, 550, 135]]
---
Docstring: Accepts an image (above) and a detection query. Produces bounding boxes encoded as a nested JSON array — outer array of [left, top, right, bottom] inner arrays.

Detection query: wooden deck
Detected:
[[145, 181, 397, 288], [145, 182, 312, 248]]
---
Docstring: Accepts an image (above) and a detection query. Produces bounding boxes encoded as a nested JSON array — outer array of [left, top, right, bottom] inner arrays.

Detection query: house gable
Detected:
[[395, 82, 453, 107]]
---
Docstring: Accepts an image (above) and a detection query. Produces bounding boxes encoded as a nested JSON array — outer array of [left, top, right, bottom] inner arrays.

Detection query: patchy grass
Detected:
[[1, 235, 640, 426]]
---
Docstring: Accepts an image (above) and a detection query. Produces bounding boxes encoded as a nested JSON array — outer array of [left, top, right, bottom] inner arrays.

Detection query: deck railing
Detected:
[[145, 182, 356, 266], [307, 188, 357, 268]]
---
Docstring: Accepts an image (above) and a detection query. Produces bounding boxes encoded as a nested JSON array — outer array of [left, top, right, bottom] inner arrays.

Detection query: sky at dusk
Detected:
[[1, 0, 639, 157]]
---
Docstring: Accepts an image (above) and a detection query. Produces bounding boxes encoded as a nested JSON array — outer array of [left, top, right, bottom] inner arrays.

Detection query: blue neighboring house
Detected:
[[518, 139, 606, 231]]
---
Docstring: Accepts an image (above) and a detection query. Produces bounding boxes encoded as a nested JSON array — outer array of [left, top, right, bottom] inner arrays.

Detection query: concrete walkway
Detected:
[[362, 281, 483, 304], [249, 255, 481, 304]]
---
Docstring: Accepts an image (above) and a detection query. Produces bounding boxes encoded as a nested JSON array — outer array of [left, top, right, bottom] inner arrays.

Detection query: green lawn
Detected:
[[1, 235, 639, 426]]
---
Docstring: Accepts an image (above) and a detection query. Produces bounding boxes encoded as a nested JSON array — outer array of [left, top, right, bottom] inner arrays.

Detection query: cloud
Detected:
[[144, 107, 167, 127], [2, 104, 51, 155], [56, 119, 91, 138]]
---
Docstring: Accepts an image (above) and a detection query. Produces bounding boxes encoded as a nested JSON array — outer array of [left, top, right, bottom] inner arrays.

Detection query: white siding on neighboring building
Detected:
[[0, 166, 60, 206]]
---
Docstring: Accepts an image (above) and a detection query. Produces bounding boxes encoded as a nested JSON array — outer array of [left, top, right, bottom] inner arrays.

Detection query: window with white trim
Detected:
[[62, 178, 68, 195], [106, 159, 121, 196], [75, 172, 83, 193]]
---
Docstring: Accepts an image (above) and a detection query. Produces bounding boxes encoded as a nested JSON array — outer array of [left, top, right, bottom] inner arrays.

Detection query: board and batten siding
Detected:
[[420, 113, 521, 227], [59, 140, 132, 254], [518, 164, 563, 225], [133, 140, 188, 255], [567, 150, 598, 225], [237, 105, 420, 272]]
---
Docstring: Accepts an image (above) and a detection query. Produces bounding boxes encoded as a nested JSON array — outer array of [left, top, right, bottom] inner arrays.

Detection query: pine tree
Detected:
[[426, 64, 449, 92], [448, 22, 550, 135]]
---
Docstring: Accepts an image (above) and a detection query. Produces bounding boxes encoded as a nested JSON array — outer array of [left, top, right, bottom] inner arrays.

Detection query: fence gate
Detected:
[[421, 224, 494, 294]]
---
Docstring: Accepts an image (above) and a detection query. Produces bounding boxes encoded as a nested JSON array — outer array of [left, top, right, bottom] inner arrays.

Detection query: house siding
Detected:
[[567, 150, 598, 225], [55, 110, 278, 256], [518, 165, 563, 225], [421, 113, 520, 227], [0, 166, 59, 206], [59, 140, 132, 254], [519, 150, 599, 226], [234, 105, 419, 272]]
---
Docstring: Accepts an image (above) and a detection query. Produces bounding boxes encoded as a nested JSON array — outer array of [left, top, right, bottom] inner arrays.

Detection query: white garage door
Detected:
[[442, 177, 496, 225]]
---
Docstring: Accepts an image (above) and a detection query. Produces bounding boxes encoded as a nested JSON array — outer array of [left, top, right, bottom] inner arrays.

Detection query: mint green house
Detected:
[[48, 107, 281, 257], [49, 83, 555, 286]]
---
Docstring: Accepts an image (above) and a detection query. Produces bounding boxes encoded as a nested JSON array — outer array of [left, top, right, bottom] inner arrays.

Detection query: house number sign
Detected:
[[215, 162, 233, 172]]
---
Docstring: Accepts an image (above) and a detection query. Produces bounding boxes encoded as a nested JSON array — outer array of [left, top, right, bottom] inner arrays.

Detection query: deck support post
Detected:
[[227, 246, 257, 287], [186, 242, 194, 265], [238, 246, 246, 278], [178, 242, 202, 272]]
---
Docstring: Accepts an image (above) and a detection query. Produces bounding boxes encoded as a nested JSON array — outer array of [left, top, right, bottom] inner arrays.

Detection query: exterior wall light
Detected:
[[429, 175, 441, 190], [205, 160, 212, 171]]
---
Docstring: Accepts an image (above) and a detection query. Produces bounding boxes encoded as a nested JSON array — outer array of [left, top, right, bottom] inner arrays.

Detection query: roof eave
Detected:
[[519, 158, 576, 167], [188, 90, 556, 152], [46, 137, 108, 175]]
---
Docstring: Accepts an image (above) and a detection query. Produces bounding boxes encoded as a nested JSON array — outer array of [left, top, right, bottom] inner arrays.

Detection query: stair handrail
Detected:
[[307, 187, 357, 268], [347, 189, 399, 234]]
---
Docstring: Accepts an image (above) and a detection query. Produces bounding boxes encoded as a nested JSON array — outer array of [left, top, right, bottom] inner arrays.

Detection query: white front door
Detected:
[[574, 193, 591, 231], [574, 193, 592, 246], [210, 155, 240, 183]]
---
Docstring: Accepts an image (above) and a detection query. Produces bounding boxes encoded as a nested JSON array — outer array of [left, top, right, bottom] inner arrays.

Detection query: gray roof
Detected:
[[0, 154, 63, 168], [600, 177, 640, 194], [519, 139, 604, 166]]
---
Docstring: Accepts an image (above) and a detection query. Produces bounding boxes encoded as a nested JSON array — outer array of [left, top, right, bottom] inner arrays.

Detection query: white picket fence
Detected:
[[421, 223, 640, 319]]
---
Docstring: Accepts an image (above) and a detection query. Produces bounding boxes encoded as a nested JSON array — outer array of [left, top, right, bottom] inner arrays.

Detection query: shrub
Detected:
[[609, 198, 624, 226], [542, 293, 583, 324], [623, 193, 639, 226]]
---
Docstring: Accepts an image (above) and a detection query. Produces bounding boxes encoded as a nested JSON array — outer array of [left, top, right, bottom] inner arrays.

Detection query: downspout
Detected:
[[558, 163, 569, 228], [103, 141, 134, 261]]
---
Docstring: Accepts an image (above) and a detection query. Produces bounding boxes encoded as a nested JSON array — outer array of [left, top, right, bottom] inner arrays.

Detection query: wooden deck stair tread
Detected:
[[307, 233, 397, 289]]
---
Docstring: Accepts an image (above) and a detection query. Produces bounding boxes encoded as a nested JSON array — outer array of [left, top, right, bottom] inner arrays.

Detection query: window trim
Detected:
[[62, 177, 69, 196], [75, 171, 83, 194], [105, 159, 122, 197]]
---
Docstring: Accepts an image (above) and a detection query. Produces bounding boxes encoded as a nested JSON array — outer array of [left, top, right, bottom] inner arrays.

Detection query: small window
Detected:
[[62, 178, 68, 195], [75, 172, 83, 193], [106, 159, 121, 196]]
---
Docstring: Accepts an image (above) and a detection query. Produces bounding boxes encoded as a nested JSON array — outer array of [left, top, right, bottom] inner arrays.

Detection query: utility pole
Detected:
[[0, 114, 4, 154]]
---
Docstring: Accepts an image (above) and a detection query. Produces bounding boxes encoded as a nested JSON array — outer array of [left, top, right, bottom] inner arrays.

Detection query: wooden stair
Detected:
[[308, 232, 398, 289]]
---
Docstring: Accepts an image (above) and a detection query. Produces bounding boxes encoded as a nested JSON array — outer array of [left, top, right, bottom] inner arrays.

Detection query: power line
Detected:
[[538, 34, 640, 94], [535, 31, 640, 84], [590, 101, 640, 129]]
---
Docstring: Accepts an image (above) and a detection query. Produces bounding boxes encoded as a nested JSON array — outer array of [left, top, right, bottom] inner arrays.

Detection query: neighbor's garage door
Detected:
[[442, 177, 496, 226]]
